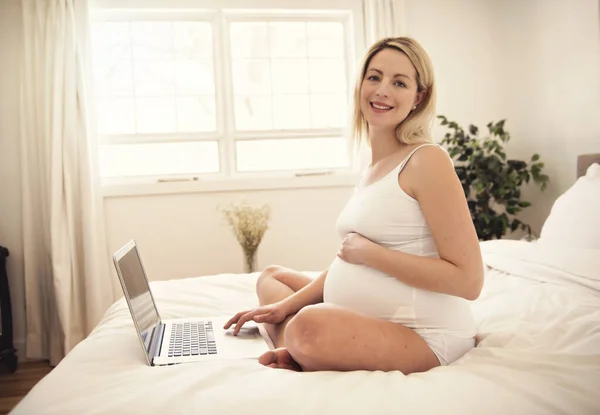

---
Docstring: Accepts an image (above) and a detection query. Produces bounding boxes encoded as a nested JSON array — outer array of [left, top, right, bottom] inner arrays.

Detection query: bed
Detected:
[[12, 154, 600, 415]]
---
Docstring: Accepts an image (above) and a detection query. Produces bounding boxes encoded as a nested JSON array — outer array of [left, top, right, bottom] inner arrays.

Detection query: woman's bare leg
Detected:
[[281, 303, 441, 374], [254, 267, 440, 373], [255, 265, 313, 348]]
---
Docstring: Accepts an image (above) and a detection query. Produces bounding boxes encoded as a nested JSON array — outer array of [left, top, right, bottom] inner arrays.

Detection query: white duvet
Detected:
[[12, 240, 600, 415]]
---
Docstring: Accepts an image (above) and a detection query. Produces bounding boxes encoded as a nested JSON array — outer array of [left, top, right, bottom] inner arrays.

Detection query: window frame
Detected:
[[90, 0, 366, 195]]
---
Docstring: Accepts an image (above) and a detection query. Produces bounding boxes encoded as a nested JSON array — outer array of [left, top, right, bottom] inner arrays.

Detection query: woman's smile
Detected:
[[370, 101, 395, 113]]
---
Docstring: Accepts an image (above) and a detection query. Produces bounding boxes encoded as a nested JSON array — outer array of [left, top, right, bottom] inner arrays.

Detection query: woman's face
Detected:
[[359, 48, 425, 133]]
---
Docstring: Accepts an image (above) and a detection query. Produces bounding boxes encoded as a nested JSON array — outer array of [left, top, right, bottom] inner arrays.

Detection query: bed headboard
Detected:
[[577, 153, 600, 178]]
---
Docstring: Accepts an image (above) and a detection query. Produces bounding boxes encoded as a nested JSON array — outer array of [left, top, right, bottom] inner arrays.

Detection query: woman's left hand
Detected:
[[337, 232, 376, 265]]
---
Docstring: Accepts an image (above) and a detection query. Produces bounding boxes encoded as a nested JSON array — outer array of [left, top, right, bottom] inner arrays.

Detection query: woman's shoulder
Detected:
[[407, 143, 453, 170], [401, 144, 456, 195]]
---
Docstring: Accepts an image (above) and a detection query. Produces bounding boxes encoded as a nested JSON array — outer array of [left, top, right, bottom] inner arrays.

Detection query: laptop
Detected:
[[113, 240, 271, 366]]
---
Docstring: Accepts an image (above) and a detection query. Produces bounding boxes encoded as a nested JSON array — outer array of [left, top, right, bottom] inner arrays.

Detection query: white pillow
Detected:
[[539, 163, 600, 250]]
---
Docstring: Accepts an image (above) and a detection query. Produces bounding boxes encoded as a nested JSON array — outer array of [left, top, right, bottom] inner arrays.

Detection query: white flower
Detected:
[[219, 201, 271, 256]]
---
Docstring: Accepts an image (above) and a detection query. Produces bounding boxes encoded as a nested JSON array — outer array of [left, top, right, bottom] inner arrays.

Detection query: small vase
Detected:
[[244, 249, 258, 273]]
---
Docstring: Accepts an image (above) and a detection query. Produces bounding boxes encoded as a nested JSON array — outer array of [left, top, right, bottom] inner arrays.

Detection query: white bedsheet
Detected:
[[12, 240, 600, 415]]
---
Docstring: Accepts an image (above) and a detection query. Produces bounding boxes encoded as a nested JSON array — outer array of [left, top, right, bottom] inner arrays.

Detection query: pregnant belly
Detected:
[[323, 257, 416, 324]]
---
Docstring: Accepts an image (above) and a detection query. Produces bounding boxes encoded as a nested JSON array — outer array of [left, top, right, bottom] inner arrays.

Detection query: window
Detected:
[[90, 7, 360, 185]]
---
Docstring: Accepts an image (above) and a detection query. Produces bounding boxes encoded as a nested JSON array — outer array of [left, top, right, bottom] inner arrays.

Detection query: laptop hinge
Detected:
[[150, 323, 165, 364]]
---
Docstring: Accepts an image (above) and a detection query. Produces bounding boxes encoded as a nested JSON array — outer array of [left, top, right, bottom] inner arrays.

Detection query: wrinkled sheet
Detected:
[[12, 241, 600, 415]]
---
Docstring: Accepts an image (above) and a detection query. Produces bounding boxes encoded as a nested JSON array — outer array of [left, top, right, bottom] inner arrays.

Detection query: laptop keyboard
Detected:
[[168, 321, 217, 358]]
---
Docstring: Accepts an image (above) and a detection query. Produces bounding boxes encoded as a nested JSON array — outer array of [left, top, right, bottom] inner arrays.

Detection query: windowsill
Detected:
[[102, 172, 360, 198]]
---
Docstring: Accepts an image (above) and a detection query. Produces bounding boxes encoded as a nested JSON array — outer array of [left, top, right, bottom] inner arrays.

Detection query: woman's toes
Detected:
[[258, 348, 302, 371], [258, 350, 278, 366]]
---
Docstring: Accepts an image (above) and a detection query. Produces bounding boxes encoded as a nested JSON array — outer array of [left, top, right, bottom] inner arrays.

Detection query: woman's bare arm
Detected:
[[281, 268, 328, 313]]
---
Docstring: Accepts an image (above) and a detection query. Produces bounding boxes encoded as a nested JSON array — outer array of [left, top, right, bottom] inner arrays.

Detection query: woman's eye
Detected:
[[367, 75, 379, 82], [395, 81, 407, 88]]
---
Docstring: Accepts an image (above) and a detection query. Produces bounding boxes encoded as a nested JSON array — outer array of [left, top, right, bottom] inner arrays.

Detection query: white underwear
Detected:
[[415, 330, 475, 366]]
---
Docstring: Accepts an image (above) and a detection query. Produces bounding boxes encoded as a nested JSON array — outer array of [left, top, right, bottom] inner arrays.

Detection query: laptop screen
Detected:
[[115, 243, 160, 356]]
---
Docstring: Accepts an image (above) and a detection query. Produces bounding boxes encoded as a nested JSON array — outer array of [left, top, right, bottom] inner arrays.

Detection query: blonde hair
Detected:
[[351, 37, 436, 147]]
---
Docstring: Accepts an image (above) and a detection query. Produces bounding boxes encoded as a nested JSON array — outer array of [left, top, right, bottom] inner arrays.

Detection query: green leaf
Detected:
[[518, 201, 531, 208], [510, 219, 521, 231], [506, 206, 519, 215], [531, 154, 540, 162]]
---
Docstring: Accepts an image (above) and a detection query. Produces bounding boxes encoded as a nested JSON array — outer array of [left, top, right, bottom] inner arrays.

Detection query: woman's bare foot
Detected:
[[258, 348, 302, 371]]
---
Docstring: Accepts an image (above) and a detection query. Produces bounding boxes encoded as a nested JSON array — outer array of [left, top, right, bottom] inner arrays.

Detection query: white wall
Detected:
[[0, 0, 25, 358], [489, 0, 600, 232], [104, 187, 353, 284], [2, 0, 599, 361], [404, 0, 502, 129]]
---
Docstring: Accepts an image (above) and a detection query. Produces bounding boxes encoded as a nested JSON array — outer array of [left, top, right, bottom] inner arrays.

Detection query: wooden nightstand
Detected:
[[0, 246, 17, 373]]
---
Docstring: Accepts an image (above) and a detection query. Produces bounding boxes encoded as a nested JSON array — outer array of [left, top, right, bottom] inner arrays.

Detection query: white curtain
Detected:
[[20, 0, 117, 366], [362, 0, 407, 46]]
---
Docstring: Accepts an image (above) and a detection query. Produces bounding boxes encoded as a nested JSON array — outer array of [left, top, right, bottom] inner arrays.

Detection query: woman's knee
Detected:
[[285, 305, 327, 362], [255, 265, 285, 291]]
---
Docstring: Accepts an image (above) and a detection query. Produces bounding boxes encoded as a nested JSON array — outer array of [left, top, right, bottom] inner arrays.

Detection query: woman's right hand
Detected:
[[223, 302, 292, 336]]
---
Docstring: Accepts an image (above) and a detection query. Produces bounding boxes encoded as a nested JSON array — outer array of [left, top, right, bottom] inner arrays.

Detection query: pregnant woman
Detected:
[[224, 37, 484, 374]]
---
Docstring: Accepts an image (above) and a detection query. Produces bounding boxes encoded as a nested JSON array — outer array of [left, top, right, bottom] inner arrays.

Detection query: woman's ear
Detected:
[[414, 90, 427, 107]]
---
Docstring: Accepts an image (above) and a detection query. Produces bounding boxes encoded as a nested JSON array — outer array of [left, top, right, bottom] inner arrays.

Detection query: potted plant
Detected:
[[437, 115, 549, 241]]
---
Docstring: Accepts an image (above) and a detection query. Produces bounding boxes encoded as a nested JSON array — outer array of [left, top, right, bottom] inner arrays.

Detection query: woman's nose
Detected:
[[375, 82, 390, 97]]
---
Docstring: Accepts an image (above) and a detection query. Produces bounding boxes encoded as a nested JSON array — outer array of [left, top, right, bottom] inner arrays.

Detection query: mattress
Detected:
[[11, 240, 600, 415]]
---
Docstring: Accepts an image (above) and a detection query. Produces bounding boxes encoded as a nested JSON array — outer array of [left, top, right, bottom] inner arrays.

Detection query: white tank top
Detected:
[[323, 144, 476, 336]]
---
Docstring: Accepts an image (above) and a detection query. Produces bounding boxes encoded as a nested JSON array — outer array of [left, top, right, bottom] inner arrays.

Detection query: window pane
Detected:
[[273, 95, 310, 130], [175, 59, 214, 95], [91, 22, 133, 98], [309, 58, 347, 93], [136, 97, 177, 133], [307, 22, 345, 58], [97, 98, 136, 135], [93, 60, 134, 98], [91, 22, 132, 66], [234, 95, 273, 130], [99, 141, 219, 177], [229, 19, 350, 132], [236, 137, 350, 172], [91, 20, 217, 136], [269, 22, 306, 58], [133, 60, 174, 96], [310, 94, 348, 129], [131, 22, 173, 60], [176, 96, 216, 132], [173, 22, 212, 59], [229, 22, 269, 58], [231, 59, 271, 95], [270, 59, 309, 94]]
